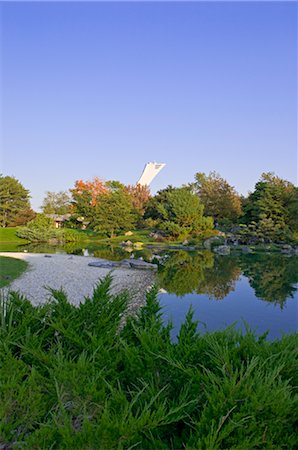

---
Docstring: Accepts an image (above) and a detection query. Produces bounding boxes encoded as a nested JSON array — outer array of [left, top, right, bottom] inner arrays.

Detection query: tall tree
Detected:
[[242, 172, 297, 239], [286, 187, 298, 231], [93, 190, 135, 237], [70, 177, 107, 223], [105, 180, 126, 192], [0, 175, 34, 227], [193, 172, 242, 223], [144, 185, 177, 221], [126, 184, 151, 224], [145, 186, 213, 238], [41, 191, 71, 215], [260, 172, 298, 231], [8, 208, 36, 227]]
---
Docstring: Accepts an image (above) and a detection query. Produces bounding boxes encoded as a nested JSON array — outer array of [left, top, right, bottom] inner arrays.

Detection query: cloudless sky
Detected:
[[1, 1, 297, 210]]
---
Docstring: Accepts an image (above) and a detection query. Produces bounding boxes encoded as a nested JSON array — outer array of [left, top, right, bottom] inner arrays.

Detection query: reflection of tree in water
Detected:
[[197, 257, 241, 300], [93, 245, 153, 261], [156, 251, 297, 305], [239, 254, 298, 308], [158, 251, 214, 296], [93, 246, 128, 261]]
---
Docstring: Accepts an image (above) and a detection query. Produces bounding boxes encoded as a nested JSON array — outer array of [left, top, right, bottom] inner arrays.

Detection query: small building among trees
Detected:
[[46, 214, 71, 229]]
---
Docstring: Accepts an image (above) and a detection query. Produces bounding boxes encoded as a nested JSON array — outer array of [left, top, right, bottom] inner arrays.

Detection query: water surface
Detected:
[[2, 243, 297, 339], [157, 251, 298, 339]]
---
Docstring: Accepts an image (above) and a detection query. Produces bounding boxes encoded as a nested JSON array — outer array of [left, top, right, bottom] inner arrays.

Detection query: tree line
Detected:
[[0, 171, 297, 243]]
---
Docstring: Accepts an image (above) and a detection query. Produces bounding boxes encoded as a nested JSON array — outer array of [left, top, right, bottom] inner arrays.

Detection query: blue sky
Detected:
[[1, 1, 297, 210]]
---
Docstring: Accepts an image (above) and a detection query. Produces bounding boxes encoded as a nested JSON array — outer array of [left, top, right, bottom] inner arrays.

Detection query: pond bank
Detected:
[[0, 252, 155, 311]]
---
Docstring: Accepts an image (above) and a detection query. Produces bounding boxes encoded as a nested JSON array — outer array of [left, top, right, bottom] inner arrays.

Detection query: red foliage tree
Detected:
[[126, 184, 151, 215], [71, 177, 107, 207]]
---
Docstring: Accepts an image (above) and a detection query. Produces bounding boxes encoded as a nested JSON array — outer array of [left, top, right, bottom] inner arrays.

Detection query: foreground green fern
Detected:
[[0, 275, 297, 449]]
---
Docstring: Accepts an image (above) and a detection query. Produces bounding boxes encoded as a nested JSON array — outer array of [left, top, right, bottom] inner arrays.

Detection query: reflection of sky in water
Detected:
[[159, 276, 298, 340]]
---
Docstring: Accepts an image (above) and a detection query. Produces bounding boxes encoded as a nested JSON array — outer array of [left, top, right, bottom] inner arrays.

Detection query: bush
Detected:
[[16, 226, 57, 242], [159, 221, 190, 240], [16, 214, 82, 243], [62, 229, 82, 242], [235, 223, 295, 245], [27, 213, 55, 230], [0, 277, 297, 448], [189, 229, 223, 245], [143, 217, 160, 229]]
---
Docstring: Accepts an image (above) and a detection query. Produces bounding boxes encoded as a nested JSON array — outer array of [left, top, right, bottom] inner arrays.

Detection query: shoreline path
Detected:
[[0, 252, 156, 311]]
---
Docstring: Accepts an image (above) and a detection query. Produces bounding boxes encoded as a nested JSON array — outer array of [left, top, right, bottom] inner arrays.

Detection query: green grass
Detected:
[[88, 229, 155, 244], [0, 256, 28, 288], [0, 227, 29, 244], [0, 276, 297, 448]]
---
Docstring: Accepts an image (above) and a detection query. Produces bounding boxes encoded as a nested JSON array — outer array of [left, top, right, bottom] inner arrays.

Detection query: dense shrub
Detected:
[[16, 214, 82, 243], [0, 277, 297, 448], [233, 222, 295, 245]]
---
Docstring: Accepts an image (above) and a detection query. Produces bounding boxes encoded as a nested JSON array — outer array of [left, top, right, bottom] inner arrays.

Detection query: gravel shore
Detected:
[[0, 252, 156, 310]]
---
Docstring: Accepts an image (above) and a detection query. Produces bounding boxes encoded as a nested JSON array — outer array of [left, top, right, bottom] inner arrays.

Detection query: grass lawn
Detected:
[[0, 227, 29, 244], [0, 256, 28, 288], [0, 227, 30, 252]]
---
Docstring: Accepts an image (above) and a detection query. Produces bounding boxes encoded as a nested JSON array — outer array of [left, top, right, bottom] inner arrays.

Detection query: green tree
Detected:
[[286, 186, 298, 231], [8, 208, 36, 227], [93, 190, 135, 237], [41, 191, 71, 215], [144, 186, 176, 221], [260, 173, 298, 232], [0, 175, 33, 227], [193, 171, 242, 224], [145, 187, 213, 239], [26, 213, 55, 230], [105, 180, 126, 192], [242, 172, 297, 241]]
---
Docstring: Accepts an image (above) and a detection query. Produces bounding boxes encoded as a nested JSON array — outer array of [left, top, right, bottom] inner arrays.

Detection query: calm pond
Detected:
[[3, 242, 298, 339]]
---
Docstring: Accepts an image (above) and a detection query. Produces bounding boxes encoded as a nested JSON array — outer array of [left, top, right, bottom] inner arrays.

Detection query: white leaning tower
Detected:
[[137, 162, 166, 186]]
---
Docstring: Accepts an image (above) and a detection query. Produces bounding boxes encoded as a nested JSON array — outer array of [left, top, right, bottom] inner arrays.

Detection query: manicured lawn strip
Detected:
[[0, 256, 28, 287], [0, 276, 297, 448], [0, 227, 29, 244]]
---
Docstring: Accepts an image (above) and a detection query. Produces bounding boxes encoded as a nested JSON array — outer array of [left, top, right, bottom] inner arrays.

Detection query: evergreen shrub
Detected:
[[0, 277, 297, 448]]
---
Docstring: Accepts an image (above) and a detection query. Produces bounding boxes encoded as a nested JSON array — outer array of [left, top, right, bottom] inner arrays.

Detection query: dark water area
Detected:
[[2, 242, 298, 339]]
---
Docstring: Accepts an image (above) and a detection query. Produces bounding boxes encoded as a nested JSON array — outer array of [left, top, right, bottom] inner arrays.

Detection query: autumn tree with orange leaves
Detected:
[[70, 177, 150, 230], [70, 177, 107, 225], [72, 177, 107, 206]]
